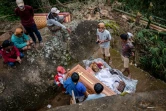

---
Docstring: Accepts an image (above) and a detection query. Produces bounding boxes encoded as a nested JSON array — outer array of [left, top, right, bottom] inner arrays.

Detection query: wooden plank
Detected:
[[67, 64, 116, 96]]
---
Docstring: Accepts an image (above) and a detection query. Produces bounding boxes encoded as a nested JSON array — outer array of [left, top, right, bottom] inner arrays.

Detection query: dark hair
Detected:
[[94, 83, 104, 94], [120, 34, 128, 41], [71, 72, 79, 83], [2, 40, 14, 48]]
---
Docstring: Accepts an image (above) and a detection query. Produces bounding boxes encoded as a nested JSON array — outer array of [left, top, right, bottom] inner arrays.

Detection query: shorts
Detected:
[[121, 55, 129, 68], [100, 47, 110, 57]]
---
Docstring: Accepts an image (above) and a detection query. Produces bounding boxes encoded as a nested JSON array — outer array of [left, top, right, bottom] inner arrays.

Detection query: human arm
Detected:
[[29, 6, 34, 17], [14, 46, 21, 63], [11, 35, 27, 49]]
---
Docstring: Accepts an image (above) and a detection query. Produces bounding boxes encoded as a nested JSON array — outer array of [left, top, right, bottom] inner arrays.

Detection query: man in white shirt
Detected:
[[96, 23, 112, 64], [47, 7, 71, 33]]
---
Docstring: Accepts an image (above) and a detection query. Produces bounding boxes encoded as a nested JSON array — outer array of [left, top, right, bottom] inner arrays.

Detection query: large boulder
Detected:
[[0, 20, 98, 111], [48, 90, 166, 111]]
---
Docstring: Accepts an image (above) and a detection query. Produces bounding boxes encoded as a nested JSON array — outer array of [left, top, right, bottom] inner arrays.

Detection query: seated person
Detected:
[[0, 40, 24, 67], [86, 83, 106, 101], [90, 62, 125, 94], [11, 27, 33, 51], [64, 72, 88, 103], [47, 7, 71, 33]]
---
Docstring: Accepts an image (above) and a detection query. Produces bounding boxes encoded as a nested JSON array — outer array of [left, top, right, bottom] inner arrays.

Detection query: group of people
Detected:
[[54, 66, 106, 103], [0, 0, 135, 103], [0, 0, 71, 67], [96, 23, 134, 78]]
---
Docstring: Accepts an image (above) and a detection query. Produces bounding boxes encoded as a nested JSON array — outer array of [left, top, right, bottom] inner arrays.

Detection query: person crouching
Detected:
[[0, 40, 24, 67], [11, 27, 33, 51]]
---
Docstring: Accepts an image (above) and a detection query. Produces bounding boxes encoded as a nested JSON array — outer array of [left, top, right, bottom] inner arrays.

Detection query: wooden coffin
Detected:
[[34, 12, 71, 29], [67, 64, 115, 96]]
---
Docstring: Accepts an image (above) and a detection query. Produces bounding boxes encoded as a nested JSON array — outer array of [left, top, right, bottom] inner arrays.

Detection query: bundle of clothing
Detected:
[[83, 58, 138, 94]]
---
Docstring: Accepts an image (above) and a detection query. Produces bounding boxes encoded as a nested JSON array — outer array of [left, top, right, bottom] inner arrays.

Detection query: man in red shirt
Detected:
[[0, 40, 24, 67], [15, 0, 43, 47]]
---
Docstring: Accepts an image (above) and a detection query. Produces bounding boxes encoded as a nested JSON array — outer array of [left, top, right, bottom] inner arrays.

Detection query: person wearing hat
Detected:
[[11, 27, 33, 51], [47, 7, 71, 33], [54, 66, 67, 87], [96, 22, 112, 64], [15, 0, 43, 47], [0, 40, 24, 67], [120, 34, 134, 78]]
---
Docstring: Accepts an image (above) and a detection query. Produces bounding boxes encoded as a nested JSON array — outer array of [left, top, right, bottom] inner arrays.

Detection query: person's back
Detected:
[[86, 83, 106, 101], [64, 72, 87, 102]]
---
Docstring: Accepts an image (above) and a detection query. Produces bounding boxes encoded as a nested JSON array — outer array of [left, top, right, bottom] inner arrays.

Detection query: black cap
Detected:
[[2, 40, 14, 48]]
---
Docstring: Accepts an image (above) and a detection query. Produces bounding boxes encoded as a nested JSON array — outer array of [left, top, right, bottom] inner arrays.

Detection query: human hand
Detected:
[[67, 28, 71, 34], [132, 52, 135, 56], [26, 41, 30, 45], [99, 40, 104, 44], [16, 56, 21, 63]]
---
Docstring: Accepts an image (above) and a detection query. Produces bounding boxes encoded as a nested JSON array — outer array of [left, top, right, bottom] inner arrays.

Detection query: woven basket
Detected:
[[34, 13, 71, 29]]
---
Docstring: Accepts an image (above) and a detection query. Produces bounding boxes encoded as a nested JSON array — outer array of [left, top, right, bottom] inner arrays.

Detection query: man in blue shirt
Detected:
[[64, 72, 88, 103], [86, 83, 106, 101]]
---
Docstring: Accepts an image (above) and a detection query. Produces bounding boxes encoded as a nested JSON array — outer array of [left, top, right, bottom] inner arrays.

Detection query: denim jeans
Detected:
[[7, 52, 24, 67], [24, 24, 42, 43]]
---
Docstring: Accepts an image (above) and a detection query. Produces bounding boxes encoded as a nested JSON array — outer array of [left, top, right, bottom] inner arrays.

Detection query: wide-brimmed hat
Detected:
[[2, 40, 14, 48], [15, 27, 23, 36], [57, 66, 66, 74], [16, 0, 24, 7], [51, 7, 60, 14]]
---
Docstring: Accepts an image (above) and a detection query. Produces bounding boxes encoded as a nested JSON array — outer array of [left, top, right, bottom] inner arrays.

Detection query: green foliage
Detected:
[[136, 29, 166, 80], [113, 0, 166, 24], [104, 20, 120, 35]]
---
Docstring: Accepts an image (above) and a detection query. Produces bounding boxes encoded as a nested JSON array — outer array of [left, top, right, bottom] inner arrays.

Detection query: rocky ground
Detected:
[[0, 1, 166, 111]]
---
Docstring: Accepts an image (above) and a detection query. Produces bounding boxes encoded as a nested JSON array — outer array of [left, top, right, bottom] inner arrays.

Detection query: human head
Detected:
[[120, 34, 128, 42], [90, 62, 100, 72], [2, 40, 14, 50], [94, 83, 104, 94], [14, 27, 23, 37], [71, 72, 79, 83], [16, 0, 25, 10], [98, 22, 105, 32], [51, 7, 60, 16], [57, 66, 66, 74]]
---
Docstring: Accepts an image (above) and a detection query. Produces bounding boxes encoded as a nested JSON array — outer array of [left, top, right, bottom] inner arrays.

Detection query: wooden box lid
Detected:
[[67, 64, 115, 96]]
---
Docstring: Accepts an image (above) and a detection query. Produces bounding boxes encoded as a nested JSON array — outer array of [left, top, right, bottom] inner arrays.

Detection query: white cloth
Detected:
[[95, 68, 122, 94], [57, 73, 66, 84], [97, 29, 111, 48]]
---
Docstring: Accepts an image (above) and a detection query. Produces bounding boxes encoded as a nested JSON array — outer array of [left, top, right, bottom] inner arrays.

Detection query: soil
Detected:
[[0, 1, 166, 111]]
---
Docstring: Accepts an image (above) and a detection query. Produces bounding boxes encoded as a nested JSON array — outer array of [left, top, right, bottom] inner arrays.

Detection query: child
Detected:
[[120, 34, 134, 78], [54, 66, 67, 87], [64, 72, 88, 103]]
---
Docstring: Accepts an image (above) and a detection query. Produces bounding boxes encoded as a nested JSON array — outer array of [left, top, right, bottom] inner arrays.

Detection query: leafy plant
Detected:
[[136, 29, 166, 81]]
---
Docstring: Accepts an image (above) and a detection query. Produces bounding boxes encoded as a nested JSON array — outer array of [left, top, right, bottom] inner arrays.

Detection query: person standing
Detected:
[[96, 22, 112, 64], [120, 34, 135, 78], [15, 0, 43, 47]]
